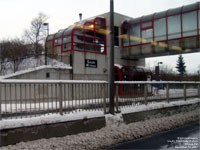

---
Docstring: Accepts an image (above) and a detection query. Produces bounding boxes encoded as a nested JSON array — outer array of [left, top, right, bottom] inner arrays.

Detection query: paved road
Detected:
[[109, 122, 200, 150]]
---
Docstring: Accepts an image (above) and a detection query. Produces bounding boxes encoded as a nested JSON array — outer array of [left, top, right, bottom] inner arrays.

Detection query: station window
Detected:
[[50, 17, 106, 54], [154, 18, 167, 41], [182, 11, 197, 37], [167, 15, 181, 39], [130, 24, 140, 45], [72, 17, 106, 54]]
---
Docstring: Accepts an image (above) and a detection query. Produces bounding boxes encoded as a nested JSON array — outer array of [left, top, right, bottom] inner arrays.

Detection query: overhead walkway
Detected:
[[121, 2, 200, 59]]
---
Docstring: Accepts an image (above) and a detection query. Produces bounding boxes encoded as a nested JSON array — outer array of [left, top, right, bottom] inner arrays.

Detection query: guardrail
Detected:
[[115, 81, 200, 112], [0, 80, 200, 120], [0, 80, 108, 120]]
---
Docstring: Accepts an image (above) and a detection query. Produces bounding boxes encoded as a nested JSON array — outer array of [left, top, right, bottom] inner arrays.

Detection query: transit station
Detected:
[[45, 2, 200, 82]]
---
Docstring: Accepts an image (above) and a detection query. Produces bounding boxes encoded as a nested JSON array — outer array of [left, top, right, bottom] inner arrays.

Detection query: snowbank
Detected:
[[1, 108, 199, 150], [0, 98, 199, 130], [0, 110, 104, 130]]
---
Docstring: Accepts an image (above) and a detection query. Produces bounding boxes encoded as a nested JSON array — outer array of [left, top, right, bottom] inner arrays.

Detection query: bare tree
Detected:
[[0, 38, 30, 72], [0, 38, 29, 60], [23, 12, 48, 55]]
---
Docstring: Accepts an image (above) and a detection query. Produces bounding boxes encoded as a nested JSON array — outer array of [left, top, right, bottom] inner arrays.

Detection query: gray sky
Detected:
[[0, 0, 200, 73]]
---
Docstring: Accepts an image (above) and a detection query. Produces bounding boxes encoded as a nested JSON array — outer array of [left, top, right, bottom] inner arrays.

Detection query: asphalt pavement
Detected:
[[109, 122, 200, 150]]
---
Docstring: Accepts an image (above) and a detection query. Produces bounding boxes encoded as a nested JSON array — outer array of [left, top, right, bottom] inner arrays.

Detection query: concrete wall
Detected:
[[72, 51, 108, 81], [0, 117, 106, 147], [123, 103, 200, 124]]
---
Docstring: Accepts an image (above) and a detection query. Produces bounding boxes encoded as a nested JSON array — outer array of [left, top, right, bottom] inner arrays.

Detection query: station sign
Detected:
[[85, 59, 97, 68]]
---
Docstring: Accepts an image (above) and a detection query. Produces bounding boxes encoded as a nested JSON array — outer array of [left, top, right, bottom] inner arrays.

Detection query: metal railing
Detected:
[[0, 80, 200, 120], [115, 81, 200, 112], [0, 80, 108, 120]]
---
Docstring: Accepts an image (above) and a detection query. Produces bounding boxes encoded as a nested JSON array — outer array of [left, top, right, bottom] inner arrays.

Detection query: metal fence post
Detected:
[[198, 84, 200, 98], [115, 84, 119, 113], [0, 83, 2, 120], [166, 83, 169, 103], [184, 84, 186, 101], [59, 82, 63, 115], [144, 84, 147, 105], [102, 83, 107, 114]]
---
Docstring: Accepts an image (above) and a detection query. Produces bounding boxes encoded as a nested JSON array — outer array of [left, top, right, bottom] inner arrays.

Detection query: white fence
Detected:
[[0, 80, 200, 120]]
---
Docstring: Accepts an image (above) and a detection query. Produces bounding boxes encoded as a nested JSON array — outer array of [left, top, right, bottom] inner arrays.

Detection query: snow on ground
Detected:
[[1, 108, 199, 150], [0, 98, 199, 130], [0, 55, 71, 78]]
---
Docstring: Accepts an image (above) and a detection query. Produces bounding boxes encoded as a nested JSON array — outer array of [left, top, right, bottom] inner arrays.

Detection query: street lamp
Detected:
[[43, 23, 49, 65], [155, 62, 163, 81]]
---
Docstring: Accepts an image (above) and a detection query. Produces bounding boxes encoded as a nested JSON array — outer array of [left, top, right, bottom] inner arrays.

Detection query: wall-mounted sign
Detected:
[[85, 59, 97, 68]]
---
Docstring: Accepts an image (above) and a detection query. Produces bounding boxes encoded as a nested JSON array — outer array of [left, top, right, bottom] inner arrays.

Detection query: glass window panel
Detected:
[[63, 44, 71, 51], [95, 18, 105, 25], [74, 35, 84, 43], [95, 25, 104, 30], [74, 43, 84, 50], [96, 46, 104, 53], [142, 29, 153, 43], [85, 44, 95, 51], [55, 32, 62, 38], [122, 24, 129, 46], [63, 36, 71, 43], [85, 37, 94, 44], [47, 35, 54, 41], [142, 22, 152, 28], [168, 15, 181, 39], [74, 29, 84, 35], [154, 18, 167, 41], [96, 32, 104, 39], [130, 24, 141, 45], [85, 30, 95, 37], [95, 39, 104, 45], [54, 38, 62, 46], [182, 11, 197, 37]]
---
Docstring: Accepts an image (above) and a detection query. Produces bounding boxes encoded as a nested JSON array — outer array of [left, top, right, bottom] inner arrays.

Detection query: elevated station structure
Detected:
[[121, 2, 200, 59], [45, 2, 200, 81]]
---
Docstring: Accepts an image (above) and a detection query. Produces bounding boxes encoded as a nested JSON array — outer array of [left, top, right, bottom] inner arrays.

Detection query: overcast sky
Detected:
[[0, 0, 200, 73]]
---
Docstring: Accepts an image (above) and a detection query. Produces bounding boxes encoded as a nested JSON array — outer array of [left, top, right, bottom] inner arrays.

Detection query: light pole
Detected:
[[43, 23, 49, 65], [109, 0, 115, 114]]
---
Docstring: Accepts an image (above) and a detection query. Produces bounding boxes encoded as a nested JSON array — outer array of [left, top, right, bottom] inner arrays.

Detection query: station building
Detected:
[[45, 2, 200, 82]]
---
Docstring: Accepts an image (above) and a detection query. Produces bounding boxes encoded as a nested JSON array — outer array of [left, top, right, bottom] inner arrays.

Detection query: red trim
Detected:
[[123, 35, 199, 48], [52, 17, 106, 55], [197, 2, 199, 35], [122, 3, 199, 48]]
